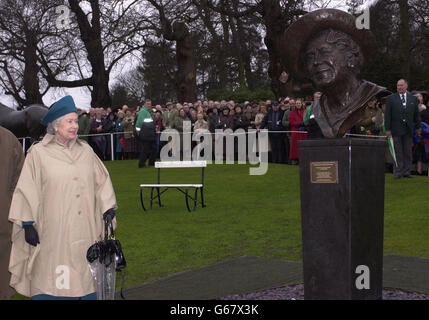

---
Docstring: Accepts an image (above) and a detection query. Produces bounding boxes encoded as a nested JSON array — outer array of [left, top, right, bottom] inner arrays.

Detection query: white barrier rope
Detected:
[[16, 131, 387, 159], [18, 131, 392, 141], [346, 133, 387, 139], [221, 130, 308, 135]]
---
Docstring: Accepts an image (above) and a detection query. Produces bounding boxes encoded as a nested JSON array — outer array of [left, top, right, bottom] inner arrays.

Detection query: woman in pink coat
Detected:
[[289, 99, 308, 163]]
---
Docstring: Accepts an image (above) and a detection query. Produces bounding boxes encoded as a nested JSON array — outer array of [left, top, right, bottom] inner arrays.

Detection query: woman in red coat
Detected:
[[289, 99, 308, 163]]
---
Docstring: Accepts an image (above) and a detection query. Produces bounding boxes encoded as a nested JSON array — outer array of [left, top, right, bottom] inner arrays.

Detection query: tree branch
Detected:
[[199, 0, 263, 18]]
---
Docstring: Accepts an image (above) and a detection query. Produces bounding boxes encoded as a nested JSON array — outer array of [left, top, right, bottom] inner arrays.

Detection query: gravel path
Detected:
[[219, 284, 429, 300]]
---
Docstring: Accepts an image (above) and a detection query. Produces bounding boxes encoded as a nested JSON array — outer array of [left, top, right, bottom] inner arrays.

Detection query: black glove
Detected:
[[103, 208, 116, 225], [23, 225, 40, 247]]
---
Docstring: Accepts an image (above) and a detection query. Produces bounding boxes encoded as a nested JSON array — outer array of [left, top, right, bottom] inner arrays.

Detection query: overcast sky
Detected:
[[0, 0, 379, 111]]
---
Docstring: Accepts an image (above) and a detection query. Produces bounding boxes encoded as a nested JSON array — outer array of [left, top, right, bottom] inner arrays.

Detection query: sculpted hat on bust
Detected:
[[282, 9, 376, 81], [41, 95, 77, 126]]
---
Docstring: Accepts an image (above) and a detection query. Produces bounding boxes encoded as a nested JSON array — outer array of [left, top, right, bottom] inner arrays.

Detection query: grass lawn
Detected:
[[103, 159, 429, 289]]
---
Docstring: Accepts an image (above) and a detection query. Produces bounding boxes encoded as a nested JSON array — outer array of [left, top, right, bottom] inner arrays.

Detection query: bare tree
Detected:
[[191, 0, 232, 90], [398, 0, 411, 81], [201, 0, 306, 98], [146, 0, 198, 103], [38, 0, 151, 108], [0, 0, 62, 107], [306, 0, 335, 11], [409, 0, 429, 77]]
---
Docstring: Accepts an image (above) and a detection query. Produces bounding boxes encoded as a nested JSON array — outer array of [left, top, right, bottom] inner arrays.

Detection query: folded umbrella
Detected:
[[87, 220, 126, 300], [382, 121, 398, 168], [387, 135, 398, 168]]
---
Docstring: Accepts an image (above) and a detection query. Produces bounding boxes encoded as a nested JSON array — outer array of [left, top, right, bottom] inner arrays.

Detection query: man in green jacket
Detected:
[[135, 99, 153, 133], [303, 92, 324, 139], [303, 92, 321, 126], [135, 99, 156, 167], [281, 99, 294, 131], [385, 79, 422, 178]]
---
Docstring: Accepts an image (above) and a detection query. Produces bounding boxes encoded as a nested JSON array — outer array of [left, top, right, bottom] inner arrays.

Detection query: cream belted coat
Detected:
[[8, 134, 117, 297]]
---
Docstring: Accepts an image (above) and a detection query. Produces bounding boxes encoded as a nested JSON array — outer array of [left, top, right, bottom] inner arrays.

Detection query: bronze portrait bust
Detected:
[[283, 9, 388, 138]]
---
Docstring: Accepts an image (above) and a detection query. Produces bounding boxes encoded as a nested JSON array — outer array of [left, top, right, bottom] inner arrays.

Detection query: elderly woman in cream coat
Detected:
[[8, 96, 117, 300]]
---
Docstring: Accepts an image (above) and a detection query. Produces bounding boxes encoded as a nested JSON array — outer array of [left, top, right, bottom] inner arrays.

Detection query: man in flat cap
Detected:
[[163, 101, 176, 129], [283, 9, 389, 138], [260, 101, 286, 163]]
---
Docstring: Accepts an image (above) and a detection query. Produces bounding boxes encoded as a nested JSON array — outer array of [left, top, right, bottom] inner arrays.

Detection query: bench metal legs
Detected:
[[185, 187, 199, 212], [185, 187, 191, 212], [140, 187, 205, 212], [150, 187, 162, 209], [157, 187, 161, 207], [194, 188, 198, 210], [140, 187, 146, 211], [200, 187, 206, 208], [141, 187, 163, 211]]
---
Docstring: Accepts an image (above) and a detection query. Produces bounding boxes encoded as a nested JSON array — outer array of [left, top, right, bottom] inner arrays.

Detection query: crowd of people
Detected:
[[76, 96, 313, 165], [76, 88, 429, 174]]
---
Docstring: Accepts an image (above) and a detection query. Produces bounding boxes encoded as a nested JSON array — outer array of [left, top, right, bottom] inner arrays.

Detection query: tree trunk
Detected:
[[85, 37, 111, 108], [194, 1, 229, 89], [23, 32, 43, 105], [153, 0, 197, 103], [262, 0, 290, 98], [243, 51, 254, 90], [216, 50, 228, 89], [69, 0, 112, 108], [229, 0, 254, 89], [398, 0, 410, 82], [229, 16, 246, 88], [174, 22, 197, 103], [90, 69, 111, 108], [219, 10, 231, 89], [236, 15, 255, 90]]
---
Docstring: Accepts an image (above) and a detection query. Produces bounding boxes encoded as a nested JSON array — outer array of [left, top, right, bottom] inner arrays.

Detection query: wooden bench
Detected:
[[140, 161, 207, 212]]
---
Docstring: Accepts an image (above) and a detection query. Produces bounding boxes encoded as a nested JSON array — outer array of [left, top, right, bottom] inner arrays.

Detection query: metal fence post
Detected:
[[111, 133, 114, 161]]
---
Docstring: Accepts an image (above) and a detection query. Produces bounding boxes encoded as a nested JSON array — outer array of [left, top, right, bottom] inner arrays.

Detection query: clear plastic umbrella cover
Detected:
[[87, 220, 125, 300], [88, 257, 117, 300]]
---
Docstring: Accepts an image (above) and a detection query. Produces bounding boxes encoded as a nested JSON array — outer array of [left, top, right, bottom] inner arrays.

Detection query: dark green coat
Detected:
[[78, 114, 90, 142], [385, 93, 421, 137]]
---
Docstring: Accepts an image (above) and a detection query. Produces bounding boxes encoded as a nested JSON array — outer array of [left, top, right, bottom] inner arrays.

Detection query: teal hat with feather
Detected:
[[40, 95, 77, 126]]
